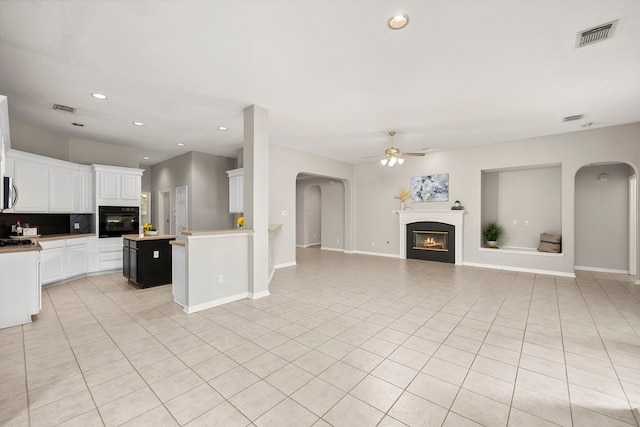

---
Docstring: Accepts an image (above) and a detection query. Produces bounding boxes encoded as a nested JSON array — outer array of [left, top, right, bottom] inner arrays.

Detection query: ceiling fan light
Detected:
[[397, 157, 405, 165], [381, 158, 388, 166], [388, 157, 397, 167]]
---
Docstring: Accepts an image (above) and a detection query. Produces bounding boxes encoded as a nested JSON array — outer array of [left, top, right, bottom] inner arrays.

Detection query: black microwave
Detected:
[[98, 206, 139, 238]]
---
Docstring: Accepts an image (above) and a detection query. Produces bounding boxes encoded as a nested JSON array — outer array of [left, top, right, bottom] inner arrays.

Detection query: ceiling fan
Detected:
[[379, 131, 425, 167]]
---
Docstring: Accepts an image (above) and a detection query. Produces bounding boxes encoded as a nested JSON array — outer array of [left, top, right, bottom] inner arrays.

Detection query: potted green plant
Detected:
[[483, 222, 504, 248]]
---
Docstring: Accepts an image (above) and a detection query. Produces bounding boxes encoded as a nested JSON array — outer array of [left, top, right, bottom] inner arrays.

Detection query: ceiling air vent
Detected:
[[563, 114, 584, 122], [52, 103, 77, 113], [576, 20, 618, 48]]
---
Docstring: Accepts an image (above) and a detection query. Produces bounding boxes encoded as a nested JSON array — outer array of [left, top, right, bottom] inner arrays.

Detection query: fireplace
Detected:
[[396, 210, 465, 264], [407, 221, 455, 263]]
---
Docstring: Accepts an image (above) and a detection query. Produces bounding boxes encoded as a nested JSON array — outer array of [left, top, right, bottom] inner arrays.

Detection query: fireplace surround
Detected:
[[396, 210, 465, 264]]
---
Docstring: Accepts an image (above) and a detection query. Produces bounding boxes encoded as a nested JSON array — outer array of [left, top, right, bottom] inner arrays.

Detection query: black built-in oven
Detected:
[[98, 206, 139, 238]]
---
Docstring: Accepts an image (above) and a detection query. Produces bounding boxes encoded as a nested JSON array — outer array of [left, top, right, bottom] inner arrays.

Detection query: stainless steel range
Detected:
[[0, 238, 35, 247]]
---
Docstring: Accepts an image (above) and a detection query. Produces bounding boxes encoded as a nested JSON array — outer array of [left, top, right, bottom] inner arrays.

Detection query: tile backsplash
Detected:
[[0, 213, 94, 237]]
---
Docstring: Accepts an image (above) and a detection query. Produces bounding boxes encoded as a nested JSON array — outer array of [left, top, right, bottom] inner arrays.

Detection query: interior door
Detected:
[[175, 185, 188, 240]]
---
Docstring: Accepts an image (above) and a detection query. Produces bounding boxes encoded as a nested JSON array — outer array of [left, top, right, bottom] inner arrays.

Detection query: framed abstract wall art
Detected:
[[411, 173, 449, 202]]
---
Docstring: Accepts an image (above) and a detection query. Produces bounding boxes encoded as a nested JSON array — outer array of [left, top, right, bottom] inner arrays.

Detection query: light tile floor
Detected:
[[2, 248, 640, 426]]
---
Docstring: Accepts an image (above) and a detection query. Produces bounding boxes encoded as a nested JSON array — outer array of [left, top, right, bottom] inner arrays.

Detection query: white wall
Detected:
[[575, 163, 634, 272], [296, 179, 321, 247]]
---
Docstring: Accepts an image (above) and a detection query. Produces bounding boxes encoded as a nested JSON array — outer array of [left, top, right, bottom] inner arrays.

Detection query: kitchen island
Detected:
[[122, 233, 175, 288]]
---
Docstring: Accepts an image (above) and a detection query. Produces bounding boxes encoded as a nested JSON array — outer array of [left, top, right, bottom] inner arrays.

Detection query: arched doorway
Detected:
[[575, 162, 637, 274], [296, 173, 345, 252]]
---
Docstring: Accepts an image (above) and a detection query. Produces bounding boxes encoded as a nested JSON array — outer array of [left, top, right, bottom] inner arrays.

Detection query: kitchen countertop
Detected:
[[32, 233, 95, 242], [122, 233, 176, 241], [170, 240, 185, 247]]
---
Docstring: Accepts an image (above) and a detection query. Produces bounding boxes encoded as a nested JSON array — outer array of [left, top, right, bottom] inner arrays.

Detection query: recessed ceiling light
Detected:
[[72, 122, 84, 127], [218, 126, 228, 131], [143, 156, 150, 160], [91, 93, 108, 100], [388, 14, 409, 30], [133, 121, 145, 126], [177, 143, 185, 147]]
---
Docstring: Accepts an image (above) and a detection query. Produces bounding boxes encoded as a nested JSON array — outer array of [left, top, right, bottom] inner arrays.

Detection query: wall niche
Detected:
[[481, 164, 562, 250]]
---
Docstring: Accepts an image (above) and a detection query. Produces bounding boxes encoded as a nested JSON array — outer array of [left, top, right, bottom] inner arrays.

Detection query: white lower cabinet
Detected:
[[66, 238, 88, 278], [0, 250, 40, 328], [39, 237, 89, 286], [98, 237, 124, 271], [39, 240, 65, 285]]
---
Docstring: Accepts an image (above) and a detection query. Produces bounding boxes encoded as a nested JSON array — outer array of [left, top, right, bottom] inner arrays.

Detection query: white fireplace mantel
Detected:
[[396, 209, 466, 264]]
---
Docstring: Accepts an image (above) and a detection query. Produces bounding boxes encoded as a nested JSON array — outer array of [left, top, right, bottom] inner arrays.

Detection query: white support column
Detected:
[[244, 105, 270, 298]]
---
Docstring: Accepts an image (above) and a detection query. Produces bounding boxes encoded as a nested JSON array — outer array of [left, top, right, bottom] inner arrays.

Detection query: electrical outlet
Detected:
[[524, 220, 529, 226], [218, 274, 224, 284], [153, 250, 159, 258], [74, 222, 80, 230], [371, 241, 375, 246]]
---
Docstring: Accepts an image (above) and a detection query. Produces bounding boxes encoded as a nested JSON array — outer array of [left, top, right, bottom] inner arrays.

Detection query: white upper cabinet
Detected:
[[49, 166, 75, 212], [93, 164, 143, 207], [13, 157, 48, 212], [8, 150, 95, 213], [0, 95, 10, 209], [226, 168, 243, 214]]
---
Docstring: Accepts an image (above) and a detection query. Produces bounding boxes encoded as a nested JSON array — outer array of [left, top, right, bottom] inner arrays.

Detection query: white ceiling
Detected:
[[1, 1, 639, 166]]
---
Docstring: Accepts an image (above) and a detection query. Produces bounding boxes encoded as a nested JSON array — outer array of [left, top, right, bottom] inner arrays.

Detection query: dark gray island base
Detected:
[[122, 234, 176, 288]]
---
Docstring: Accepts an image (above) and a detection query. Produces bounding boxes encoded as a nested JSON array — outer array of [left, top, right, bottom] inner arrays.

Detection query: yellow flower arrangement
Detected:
[[143, 223, 156, 232], [398, 188, 411, 202], [236, 216, 244, 228]]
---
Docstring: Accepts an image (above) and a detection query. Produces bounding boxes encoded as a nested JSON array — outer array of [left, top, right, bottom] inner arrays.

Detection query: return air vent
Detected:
[[52, 103, 77, 113], [576, 20, 618, 48], [563, 114, 584, 122]]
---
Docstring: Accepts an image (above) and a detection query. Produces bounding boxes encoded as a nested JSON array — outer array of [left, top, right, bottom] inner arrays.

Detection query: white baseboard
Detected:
[[352, 250, 399, 259], [183, 292, 248, 314], [464, 262, 576, 278], [321, 247, 344, 252], [296, 242, 321, 248], [574, 266, 630, 274], [274, 261, 296, 269], [249, 290, 270, 299]]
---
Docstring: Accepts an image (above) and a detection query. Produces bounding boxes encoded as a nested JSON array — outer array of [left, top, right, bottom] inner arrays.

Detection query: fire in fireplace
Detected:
[[406, 221, 455, 263], [413, 231, 448, 251]]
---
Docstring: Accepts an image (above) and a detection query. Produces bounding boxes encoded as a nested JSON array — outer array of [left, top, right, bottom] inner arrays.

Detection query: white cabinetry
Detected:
[[74, 168, 94, 213], [66, 238, 88, 278], [49, 166, 75, 212], [226, 168, 244, 214], [39, 240, 66, 285], [39, 237, 89, 286], [94, 165, 143, 207], [0, 95, 10, 210], [0, 250, 40, 328], [7, 150, 95, 213], [13, 158, 48, 212]]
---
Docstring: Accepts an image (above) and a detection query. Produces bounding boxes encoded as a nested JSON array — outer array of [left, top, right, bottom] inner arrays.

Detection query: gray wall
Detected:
[[150, 151, 235, 234], [483, 166, 562, 248], [9, 118, 139, 167], [295, 177, 342, 249], [575, 163, 634, 271], [191, 152, 235, 230]]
